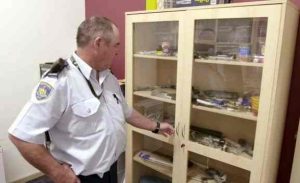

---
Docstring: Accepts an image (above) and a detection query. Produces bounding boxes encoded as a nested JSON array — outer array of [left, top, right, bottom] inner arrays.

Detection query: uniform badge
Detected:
[[36, 81, 53, 100]]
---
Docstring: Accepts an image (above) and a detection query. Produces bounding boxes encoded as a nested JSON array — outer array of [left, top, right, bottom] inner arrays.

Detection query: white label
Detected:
[[211, 0, 217, 4]]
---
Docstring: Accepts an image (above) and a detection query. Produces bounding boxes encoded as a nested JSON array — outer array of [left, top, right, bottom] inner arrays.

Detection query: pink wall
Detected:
[[85, 0, 145, 79], [293, 0, 300, 7], [85, 0, 299, 79]]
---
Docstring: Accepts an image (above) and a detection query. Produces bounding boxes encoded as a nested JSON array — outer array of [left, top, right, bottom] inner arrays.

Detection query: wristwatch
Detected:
[[151, 121, 160, 134]]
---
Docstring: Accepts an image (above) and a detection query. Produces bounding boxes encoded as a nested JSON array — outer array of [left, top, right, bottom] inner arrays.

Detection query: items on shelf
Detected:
[[137, 41, 177, 56], [195, 52, 264, 63], [151, 88, 176, 100], [192, 88, 260, 114], [194, 18, 267, 64], [251, 96, 260, 115], [190, 126, 253, 158], [137, 150, 173, 168], [135, 99, 164, 122], [134, 99, 175, 125], [135, 85, 176, 100], [140, 175, 171, 183], [188, 160, 227, 183], [175, 0, 231, 8]]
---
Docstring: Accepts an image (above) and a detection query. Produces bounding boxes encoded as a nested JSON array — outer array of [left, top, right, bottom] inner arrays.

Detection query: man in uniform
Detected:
[[8, 17, 174, 183]]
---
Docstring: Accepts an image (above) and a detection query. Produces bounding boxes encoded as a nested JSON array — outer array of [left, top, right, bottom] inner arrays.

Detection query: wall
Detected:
[[85, 0, 145, 79], [291, 119, 300, 182], [0, 0, 85, 182], [293, 0, 300, 7]]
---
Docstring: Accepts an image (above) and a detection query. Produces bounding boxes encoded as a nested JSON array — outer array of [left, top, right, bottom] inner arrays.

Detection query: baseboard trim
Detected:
[[11, 172, 44, 183]]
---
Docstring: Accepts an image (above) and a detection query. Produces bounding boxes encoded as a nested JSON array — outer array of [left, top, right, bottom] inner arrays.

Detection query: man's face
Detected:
[[95, 25, 120, 71]]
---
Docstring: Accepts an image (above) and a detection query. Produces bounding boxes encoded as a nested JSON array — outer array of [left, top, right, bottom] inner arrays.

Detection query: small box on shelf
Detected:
[[174, 0, 230, 7]]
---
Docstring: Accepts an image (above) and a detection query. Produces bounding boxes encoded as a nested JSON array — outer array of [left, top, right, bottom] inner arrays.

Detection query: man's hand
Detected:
[[8, 135, 80, 183], [126, 110, 174, 137], [50, 164, 80, 183], [158, 122, 174, 137]]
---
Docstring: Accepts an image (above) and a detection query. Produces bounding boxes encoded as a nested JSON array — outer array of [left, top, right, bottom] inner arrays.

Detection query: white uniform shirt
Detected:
[[8, 53, 132, 176]]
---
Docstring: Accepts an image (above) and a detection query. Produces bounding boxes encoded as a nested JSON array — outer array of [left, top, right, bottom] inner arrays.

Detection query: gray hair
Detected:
[[76, 16, 115, 48]]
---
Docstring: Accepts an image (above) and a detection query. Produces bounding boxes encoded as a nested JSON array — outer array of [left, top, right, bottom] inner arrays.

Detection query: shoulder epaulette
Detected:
[[44, 58, 68, 78]]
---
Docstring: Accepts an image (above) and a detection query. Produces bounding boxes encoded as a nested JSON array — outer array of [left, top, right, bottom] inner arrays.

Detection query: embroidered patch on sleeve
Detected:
[[36, 81, 54, 100]]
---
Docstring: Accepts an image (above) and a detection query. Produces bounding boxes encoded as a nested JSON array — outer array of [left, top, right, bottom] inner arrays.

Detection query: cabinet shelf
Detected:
[[187, 141, 252, 171], [130, 126, 174, 145], [133, 153, 173, 177], [194, 40, 216, 45], [192, 104, 257, 121], [133, 153, 203, 182], [133, 90, 176, 104], [134, 54, 177, 61], [194, 59, 264, 67]]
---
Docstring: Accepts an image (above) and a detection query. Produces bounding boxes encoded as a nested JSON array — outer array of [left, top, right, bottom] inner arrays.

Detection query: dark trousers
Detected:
[[78, 162, 118, 183]]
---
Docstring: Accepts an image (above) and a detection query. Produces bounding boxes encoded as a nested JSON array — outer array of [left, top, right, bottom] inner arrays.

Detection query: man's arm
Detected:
[[9, 134, 80, 183], [126, 110, 174, 137]]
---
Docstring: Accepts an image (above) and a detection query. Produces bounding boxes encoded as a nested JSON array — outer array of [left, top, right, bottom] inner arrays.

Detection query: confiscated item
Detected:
[[189, 160, 227, 183], [140, 175, 171, 183], [251, 96, 260, 115], [192, 88, 253, 112], [161, 41, 172, 55], [238, 45, 251, 62], [151, 88, 176, 100], [205, 168, 227, 183], [190, 126, 225, 150], [252, 55, 264, 63], [190, 126, 253, 158], [137, 150, 173, 167]]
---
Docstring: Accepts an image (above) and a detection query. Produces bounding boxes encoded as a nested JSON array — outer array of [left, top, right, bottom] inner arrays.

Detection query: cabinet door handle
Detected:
[[182, 124, 185, 138], [176, 123, 179, 136]]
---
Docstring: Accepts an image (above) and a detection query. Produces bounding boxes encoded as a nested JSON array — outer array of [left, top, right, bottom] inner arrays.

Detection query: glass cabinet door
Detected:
[[129, 20, 179, 183], [186, 17, 268, 183]]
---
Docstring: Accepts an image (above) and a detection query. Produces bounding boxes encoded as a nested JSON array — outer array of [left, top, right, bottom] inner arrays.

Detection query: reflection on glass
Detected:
[[191, 64, 262, 116], [187, 152, 250, 182], [134, 21, 179, 57], [194, 18, 267, 63], [132, 132, 173, 182]]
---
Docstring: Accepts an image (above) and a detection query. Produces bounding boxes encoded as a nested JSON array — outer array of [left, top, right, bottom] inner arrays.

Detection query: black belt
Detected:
[[78, 161, 118, 183]]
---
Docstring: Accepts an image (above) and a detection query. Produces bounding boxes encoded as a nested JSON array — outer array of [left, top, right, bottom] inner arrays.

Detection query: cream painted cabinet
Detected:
[[125, 1, 299, 183]]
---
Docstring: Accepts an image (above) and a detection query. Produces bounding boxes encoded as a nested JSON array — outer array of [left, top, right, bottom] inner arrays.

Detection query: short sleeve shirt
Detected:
[[8, 52, 133, 176]]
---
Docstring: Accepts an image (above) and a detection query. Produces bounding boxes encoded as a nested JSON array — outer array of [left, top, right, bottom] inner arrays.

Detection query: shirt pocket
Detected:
[[70, 98, 101, 136], [72, 98, 100, 117]]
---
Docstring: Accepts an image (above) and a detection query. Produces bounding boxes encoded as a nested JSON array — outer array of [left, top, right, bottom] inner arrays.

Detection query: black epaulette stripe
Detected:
[[44, 58, 68, 78]]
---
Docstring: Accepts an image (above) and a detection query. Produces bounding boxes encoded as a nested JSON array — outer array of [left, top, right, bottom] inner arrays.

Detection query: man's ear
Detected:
[[93, 36, 102, 48]]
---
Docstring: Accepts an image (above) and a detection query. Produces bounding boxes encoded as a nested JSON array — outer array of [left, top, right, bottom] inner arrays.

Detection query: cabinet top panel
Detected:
[[126, 0, 297, 15]]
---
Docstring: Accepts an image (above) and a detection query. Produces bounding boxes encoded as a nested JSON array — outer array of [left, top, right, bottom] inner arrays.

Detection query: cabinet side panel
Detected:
[[260, 4, 299, 183], [125, 15, 134, 183]]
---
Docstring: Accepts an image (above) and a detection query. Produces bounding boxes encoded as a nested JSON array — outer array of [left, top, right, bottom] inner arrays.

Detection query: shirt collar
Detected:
[[72, 52, 110, 83], [72, 52, 92, 80]]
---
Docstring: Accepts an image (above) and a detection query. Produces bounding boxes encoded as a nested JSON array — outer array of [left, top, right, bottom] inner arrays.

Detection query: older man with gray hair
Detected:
[[8, 16, 174, 183]]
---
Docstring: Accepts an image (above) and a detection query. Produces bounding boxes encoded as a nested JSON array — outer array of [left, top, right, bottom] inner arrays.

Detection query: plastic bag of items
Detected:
[[140, 175, 171, 183]]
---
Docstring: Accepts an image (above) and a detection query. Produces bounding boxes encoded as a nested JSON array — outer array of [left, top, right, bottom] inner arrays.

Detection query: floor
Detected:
[[26, 176, 53, 183]]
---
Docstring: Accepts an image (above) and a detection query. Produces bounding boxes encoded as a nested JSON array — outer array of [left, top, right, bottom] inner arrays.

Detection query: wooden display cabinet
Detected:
[[125, 1, 299, 182]]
